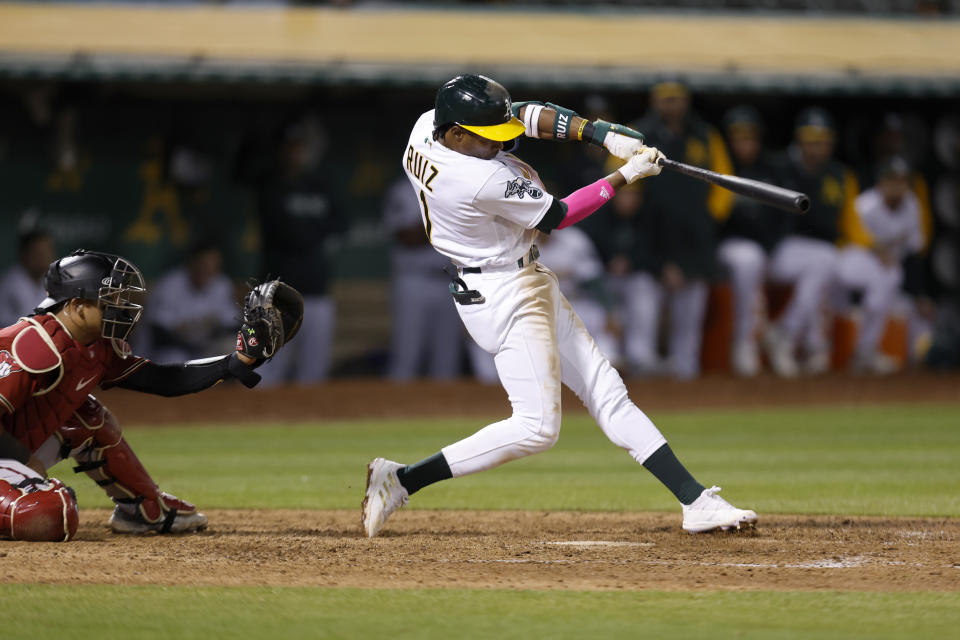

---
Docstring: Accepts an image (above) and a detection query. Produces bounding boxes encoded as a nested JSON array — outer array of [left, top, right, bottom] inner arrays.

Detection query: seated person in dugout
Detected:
[[0, 250, 289, 541]]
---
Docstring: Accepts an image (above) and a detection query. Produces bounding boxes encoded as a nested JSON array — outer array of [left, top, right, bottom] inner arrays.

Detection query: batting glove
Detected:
[[617, 146, 664, 184], [591, 120, 645, 159], [604, 132, 646, 160]]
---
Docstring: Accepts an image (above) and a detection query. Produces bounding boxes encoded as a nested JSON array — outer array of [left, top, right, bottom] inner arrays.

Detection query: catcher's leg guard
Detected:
[[56, 396, 207, 534], [0, 461, 79, 542]]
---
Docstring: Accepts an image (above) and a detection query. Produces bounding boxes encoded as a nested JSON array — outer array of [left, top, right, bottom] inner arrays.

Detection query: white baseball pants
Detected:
[[620, 272, 709, 380], [389, 271, 463, 381], [567, 295, 622, 367], [769, 236, 839, 353], [443, 263, 666, 478], [257, 295, 335, 386], [835, 246, 903, 359], [718, 238, 767, 348]]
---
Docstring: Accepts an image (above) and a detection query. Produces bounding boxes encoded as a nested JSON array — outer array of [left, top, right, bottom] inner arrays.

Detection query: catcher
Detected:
[[0, 249, 302, 541]]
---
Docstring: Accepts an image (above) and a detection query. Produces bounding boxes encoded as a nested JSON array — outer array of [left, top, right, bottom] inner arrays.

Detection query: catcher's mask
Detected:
[[36, 249, 146, 349]]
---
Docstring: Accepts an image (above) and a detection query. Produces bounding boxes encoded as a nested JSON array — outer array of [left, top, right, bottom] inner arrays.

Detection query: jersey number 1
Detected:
[[418, 189, 433, 241]]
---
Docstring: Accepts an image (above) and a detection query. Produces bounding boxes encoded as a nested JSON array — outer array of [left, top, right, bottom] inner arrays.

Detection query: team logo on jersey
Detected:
[[504, 177, 543, 200], [0, 350, 22, 379]]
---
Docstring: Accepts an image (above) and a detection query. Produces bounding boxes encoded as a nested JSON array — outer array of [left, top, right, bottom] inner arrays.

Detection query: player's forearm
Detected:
[[515, 104, 646, 161], [516, 104, 591, 142], [552, 179, 617, 231], [605, 170, 627, 190], [113, 353, 260, 397]]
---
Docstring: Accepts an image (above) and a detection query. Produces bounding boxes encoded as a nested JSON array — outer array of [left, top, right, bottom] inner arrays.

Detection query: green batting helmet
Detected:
[[434, 74, 525, 142]]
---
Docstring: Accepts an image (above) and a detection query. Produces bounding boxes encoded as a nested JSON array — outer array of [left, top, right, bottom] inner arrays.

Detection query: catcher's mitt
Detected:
[[236, 279, 304, 361]]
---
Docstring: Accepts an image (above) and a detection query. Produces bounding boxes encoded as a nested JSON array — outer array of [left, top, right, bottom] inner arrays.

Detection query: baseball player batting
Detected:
[[362, 74, 757, 537], [0, 249, 302, 541]]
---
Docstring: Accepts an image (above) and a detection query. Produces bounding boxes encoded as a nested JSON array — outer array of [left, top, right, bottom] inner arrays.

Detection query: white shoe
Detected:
[[682, 486, 758, 533], [361, 458, 409, 538], [851, 352, 899, 376], [802, 350, 831, 376], [731, 340, 760, 377], [109, 506, 208, 534], [762, 326, 798, 378]]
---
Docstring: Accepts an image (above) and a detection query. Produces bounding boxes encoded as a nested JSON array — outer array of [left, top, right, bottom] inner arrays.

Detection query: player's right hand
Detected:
[[617, 146, 664, 183]]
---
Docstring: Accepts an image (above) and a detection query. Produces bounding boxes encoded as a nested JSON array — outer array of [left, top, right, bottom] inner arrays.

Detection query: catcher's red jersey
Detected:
[[0, 314, 147, 451]]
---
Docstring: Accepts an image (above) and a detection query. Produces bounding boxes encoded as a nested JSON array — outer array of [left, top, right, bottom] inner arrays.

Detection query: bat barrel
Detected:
[[657, 157, 809, 215]]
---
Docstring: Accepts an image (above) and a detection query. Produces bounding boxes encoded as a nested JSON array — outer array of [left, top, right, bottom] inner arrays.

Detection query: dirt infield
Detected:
[[97, 372, 960, 425], [9, 375, 955, 593], [7, 509, 958, 592]]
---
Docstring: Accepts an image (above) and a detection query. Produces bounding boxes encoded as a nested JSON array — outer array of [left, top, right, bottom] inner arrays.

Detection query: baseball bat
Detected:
[[656, 157, 810, 214]]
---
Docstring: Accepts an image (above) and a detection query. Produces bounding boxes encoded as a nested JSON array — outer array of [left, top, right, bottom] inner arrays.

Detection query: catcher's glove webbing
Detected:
[[236, 279, 304, 361]]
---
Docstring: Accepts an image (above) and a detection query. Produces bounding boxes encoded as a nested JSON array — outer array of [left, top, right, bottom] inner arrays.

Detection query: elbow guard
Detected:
[[513, 100, 545, 139]]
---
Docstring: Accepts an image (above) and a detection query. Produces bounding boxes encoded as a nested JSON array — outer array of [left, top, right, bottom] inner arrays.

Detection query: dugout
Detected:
[[0, 3, 957, 373]]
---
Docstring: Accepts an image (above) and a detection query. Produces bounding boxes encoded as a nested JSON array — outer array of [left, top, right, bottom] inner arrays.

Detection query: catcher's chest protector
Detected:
[[1, 315, 112, 451]]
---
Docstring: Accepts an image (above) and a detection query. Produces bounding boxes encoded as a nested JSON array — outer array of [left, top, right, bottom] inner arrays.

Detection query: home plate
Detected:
[[546, 541, 655, 548]]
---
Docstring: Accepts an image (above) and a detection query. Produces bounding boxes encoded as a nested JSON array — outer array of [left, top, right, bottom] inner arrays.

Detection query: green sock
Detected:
[[642, 444, 705, 505], [395, 452, 452, 495]]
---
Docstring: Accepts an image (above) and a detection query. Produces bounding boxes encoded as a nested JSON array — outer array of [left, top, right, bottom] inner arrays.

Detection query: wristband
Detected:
[[588, 120, 645, 147], [589, 120, 612, 146], [227, 352, 262, 388], [576, 120, 588, 141]]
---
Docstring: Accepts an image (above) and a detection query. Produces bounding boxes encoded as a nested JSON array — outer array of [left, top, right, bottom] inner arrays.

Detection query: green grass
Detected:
[[51, 403, 960, 517], [17, 404, 960, 638], [4, 584, 959, 640]]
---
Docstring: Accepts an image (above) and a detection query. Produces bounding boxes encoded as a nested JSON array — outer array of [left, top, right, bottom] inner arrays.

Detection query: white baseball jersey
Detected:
[[0, 265, 46, 327], [854, 187, 925, 262], [370, 104, 674, 516], [402, 110, 555, 269]]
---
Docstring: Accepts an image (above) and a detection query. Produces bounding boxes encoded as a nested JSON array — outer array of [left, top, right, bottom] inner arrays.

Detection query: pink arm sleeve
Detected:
[[556, 179, 615, 229]]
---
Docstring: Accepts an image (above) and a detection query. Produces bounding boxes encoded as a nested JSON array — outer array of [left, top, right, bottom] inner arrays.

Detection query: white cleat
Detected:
[[361, 458, 409, 538], [109, 507, 208, 535], [682, 486, 758, 533], [762, 326, 798, 378], [851, 352, 899, 376], [731, 340, 760, 378], [802, 350, 831, 376]]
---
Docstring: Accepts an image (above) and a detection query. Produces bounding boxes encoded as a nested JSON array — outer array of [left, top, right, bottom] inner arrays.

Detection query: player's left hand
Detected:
[[594, 121, 646, 160], [236, 279, 304, 361]]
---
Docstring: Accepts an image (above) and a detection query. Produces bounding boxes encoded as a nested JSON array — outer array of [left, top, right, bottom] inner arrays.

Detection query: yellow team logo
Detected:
[[821, 176, 842, 205], [685, 138, 707, 167]]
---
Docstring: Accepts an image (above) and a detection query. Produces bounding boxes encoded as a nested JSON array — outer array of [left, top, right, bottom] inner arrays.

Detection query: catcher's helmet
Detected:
[[35, 249, 146, 343], [434, 74, 525, 142]]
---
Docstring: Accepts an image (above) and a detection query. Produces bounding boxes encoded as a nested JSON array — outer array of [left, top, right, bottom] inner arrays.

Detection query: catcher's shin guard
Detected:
[[56, 396, 206, 534], [0, 462, 79, 542]]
